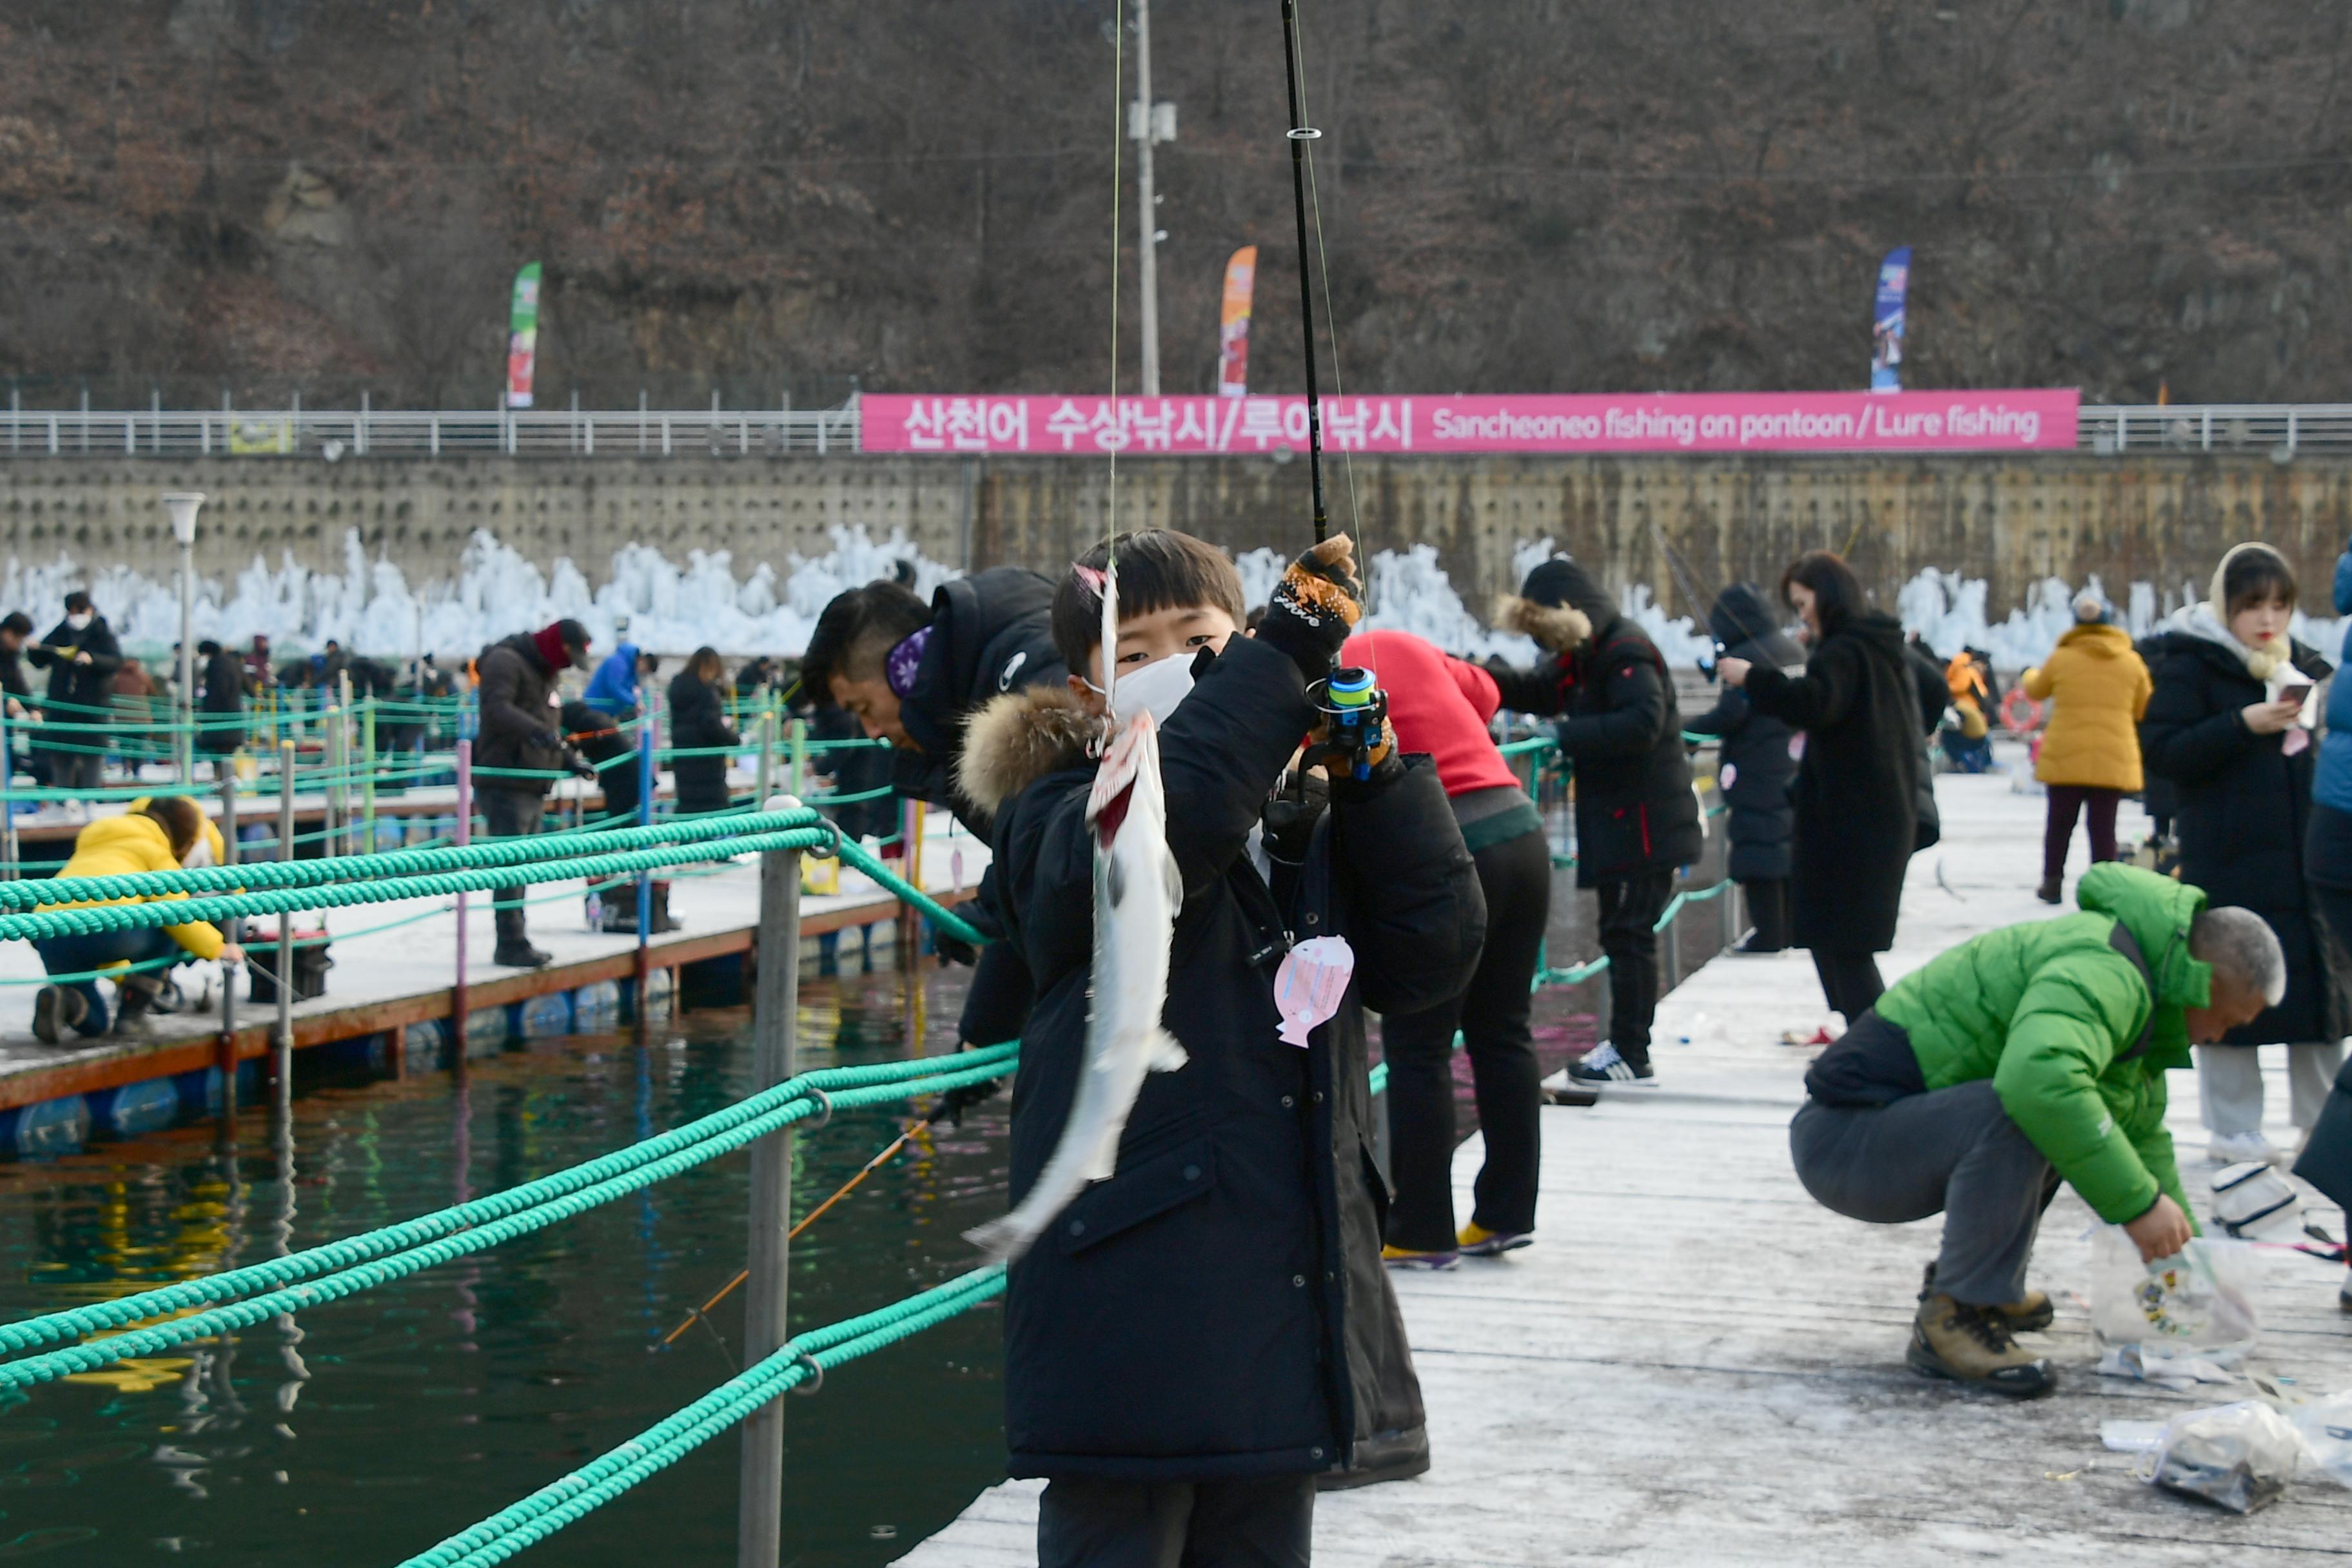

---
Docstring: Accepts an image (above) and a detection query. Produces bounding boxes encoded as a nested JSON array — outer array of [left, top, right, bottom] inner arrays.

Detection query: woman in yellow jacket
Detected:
[[32, 795, 242, 1043], [2021, 593, 2153, 903]]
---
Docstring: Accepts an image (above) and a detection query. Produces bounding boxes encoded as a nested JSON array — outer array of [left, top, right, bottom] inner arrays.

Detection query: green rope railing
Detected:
[[0, 830, 832, 943], [399, 1267, 1007, 1568], [0, 1044, 1020, 1384], [0, 808, 831, 908]]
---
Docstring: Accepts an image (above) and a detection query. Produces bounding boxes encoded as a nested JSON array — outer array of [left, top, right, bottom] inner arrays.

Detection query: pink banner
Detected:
[[861, 390, 2078, 456]]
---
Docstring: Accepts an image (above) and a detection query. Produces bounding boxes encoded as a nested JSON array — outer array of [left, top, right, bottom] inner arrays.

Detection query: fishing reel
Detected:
[[1303, 667, 1390, 783]]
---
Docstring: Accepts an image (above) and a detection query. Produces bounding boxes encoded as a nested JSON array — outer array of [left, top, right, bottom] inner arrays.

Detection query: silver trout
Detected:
[[964, 705, 1188, 1262]]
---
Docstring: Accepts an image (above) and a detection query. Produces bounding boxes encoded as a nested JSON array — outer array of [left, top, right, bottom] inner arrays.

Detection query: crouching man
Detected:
[[1790, 863, 2280, 1396]]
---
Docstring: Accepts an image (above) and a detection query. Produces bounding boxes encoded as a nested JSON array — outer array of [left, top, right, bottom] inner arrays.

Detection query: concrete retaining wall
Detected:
[[6, 451, 2349, 621]]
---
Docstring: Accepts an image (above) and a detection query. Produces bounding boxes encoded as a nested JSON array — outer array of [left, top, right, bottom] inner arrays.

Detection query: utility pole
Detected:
[[1130, 0, 1176, 396]]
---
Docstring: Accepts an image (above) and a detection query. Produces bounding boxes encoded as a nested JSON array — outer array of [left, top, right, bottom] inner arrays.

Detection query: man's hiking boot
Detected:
[[1921, 1261, 2052, 1333], [1907, 1293, 2055, 1396], [1565, 1041, 1656, 1088], [2035, 876, 2063, 905], [493, 942, 553, 969], [1458, 1223, 1533, 1257], [32, 985, 86, 1046]]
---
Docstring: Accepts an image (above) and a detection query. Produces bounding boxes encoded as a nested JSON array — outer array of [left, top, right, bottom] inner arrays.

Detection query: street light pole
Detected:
[[164, 492, 206, 785], [1132, 0, 1172, 397]]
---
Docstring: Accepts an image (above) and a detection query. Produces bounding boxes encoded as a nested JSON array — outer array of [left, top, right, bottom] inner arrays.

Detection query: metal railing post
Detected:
[[273, 740, 296, 1102], [453, 739, 473, 1062], [219, 774, 241, 1118], [788, 717, 808, 799], [0, 709, 12, 882], [634, 692, 658, 1033], [754, 704, 777, 809], [736, 834, 802, 1568], [361, 697, 377, 853]]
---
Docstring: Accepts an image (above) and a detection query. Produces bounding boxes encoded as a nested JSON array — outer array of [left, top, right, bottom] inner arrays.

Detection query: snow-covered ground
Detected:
[[903, 758, 2352, 1567]]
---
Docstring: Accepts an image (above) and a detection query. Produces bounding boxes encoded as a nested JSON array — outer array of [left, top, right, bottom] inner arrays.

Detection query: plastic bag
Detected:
[[2289, 1393, 2352, 1489], [2091, 1228, 2260, 1364], [2139, 1400, 2303, 1513]]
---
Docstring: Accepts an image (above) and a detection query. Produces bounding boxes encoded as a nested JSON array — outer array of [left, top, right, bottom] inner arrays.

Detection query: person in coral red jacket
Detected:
[[1346, 629, 1552, 1267]]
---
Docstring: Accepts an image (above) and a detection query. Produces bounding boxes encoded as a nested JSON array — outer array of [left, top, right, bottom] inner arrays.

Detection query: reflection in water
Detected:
[[0, 961, 1010, 1567]]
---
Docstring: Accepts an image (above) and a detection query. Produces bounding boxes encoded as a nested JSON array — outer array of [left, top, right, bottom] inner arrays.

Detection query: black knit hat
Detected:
[[1519, 557, 1614, 628]]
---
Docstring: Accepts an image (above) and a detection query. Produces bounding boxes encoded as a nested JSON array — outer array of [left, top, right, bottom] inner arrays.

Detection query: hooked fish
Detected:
[[963, 702, 1189, 1263]]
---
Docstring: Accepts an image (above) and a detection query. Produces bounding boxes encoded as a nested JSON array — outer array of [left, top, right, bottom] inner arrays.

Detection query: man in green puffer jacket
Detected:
[[1791, 863, 2283, 1396]]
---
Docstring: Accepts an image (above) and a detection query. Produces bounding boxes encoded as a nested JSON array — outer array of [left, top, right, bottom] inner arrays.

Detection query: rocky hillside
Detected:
[[4, 0, 2348, 407]]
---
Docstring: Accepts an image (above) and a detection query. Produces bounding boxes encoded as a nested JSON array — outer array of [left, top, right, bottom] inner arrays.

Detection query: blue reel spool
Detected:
[[1318, 667, 1384, 781]]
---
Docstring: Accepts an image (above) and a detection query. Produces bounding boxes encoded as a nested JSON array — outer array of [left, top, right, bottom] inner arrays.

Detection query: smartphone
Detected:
[[2278, 683, 2315, 707]]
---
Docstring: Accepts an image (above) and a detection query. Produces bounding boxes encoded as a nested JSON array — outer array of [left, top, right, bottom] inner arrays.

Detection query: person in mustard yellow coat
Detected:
[[2021, 593, 2153, 903], [29, 796, 240, 1043]]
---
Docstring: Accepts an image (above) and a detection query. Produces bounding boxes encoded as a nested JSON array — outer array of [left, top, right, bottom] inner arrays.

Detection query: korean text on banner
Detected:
[[1871, 246, 1912, 395], [859, 390, 2079, 456], [505, 262, 543, 411], [1216, 246, 1258, 399]]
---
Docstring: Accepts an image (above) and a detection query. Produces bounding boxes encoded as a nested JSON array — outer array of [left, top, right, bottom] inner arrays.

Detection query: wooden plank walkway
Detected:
[[902, 767, 2352, 1564], [0, 810, 983, 1120]]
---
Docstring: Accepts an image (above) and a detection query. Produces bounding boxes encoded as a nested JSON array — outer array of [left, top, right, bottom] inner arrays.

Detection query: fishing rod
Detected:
[[656, 1107, 949, 1349], [1280, 0, 1328, 544]]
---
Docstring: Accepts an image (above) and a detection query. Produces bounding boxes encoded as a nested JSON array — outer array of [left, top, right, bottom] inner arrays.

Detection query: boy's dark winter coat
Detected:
[[2141, 629, 2349, 1045], [966, 633, 1483, 1482], [665, 668, 739, 816], [1485, 561, 1702, 888], [1685, 584, 1801, 883], [1740, 611, 1926, 954]]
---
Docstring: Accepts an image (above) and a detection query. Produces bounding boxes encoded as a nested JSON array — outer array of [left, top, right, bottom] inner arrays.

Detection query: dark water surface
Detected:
[[0, 966, 1012, 1567], [0, 789, 1728, 1565]]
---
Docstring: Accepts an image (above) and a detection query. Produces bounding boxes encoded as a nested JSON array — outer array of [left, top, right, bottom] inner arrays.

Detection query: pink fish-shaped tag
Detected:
[[1273, 936, 1356, 1047]]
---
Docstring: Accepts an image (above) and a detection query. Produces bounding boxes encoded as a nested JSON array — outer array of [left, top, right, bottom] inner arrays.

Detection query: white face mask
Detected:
[[1105, 651, 1199, 727], [181, 835, 214, 869], [64, 612, 92, 631]]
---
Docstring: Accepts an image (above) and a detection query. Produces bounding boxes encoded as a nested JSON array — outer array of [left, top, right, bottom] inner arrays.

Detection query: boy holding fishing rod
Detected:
[[955, 528, 1484, 1565]]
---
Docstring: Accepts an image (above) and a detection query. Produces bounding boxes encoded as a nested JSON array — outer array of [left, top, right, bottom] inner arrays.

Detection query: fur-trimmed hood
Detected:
[[1492, 595, 1593, 654], [955, 683, 1102, 819]]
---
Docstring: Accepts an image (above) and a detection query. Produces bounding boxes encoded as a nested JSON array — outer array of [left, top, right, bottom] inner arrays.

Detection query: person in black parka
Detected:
[[1685, 583, 1802, 954], [1720, 551, 1928, 1028], [666, 647, 740, 817], [804, 567, 1070, 1064], [195, 640, 248, 758], [1487, 556, 1701, 1088], [2141, 542, 2347, 1164], [28, 591, 122, 794], [957, 534, 1480, 1560]]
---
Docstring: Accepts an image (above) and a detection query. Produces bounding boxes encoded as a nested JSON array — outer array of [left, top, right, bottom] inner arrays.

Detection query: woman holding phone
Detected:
[[2141, 542, 2346, 1164]]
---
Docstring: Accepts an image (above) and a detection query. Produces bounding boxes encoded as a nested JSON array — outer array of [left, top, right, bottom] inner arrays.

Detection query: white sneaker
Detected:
[[2208, 1131, 2279, 1166]]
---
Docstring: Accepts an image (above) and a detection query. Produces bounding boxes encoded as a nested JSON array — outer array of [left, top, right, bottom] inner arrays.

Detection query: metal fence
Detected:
[[10, 400, 2352, 459], [0, 402, 861, 459]]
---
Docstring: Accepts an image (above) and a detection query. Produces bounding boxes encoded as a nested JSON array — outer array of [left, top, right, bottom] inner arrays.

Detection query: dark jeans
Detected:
[[1596, 870, 1675, 1065], [479, 789, 547, 932], [1037, 1475, 1313, 1568], [1791, 1074, 2061, 1307], [2043, 785, 2121, 881], [1383, 826, 1550, 1251], [1741, 877, 1791, 951], [32, 927, 184, 1035], [1811, 949, 1884, 1023], [41, 748, 101, 794]]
